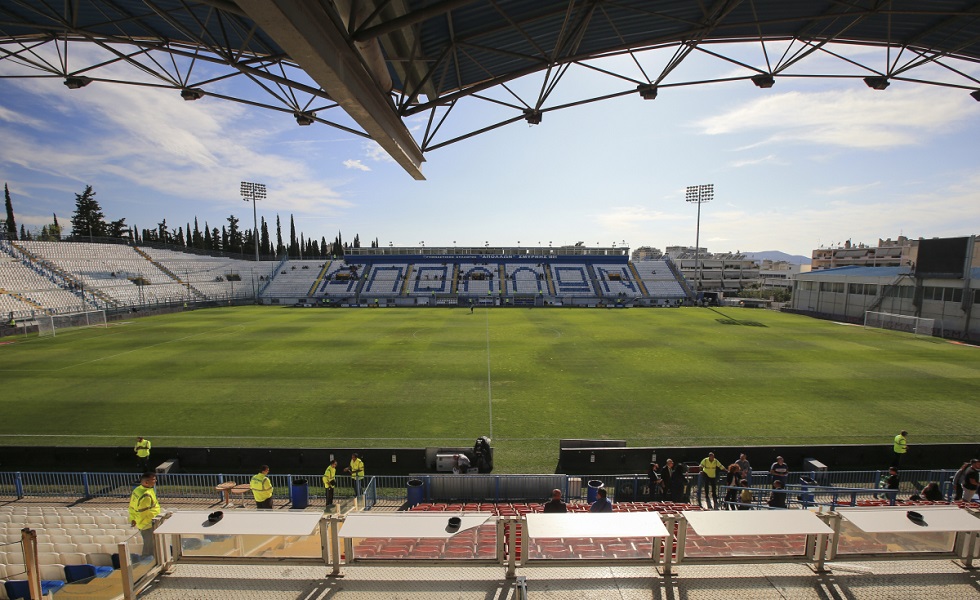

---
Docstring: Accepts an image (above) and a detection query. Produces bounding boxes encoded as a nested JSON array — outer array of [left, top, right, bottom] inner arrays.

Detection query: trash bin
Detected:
[[290, 478, 309, 509], [407, 478, 424, 507], [799, 476, 817, 507], [586, 480, 603, 504]]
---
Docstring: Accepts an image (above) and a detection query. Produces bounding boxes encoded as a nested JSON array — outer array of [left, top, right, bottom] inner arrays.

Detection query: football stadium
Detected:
[[2, 2, 980, 600]]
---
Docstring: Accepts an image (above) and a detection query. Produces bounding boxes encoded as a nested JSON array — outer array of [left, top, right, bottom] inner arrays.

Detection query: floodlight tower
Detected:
[[685, 184, 714, 292], [240, 181, 266, 263]]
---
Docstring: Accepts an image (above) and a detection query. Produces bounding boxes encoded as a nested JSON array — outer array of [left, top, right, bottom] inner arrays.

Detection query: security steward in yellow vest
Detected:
[[345, 453, 365, 497], [251, 465, 274, 509], [893, 430, 908, 467], [322, 459, 338, 505], [129, 473, 161, 557], [134, 436, 152, 472]]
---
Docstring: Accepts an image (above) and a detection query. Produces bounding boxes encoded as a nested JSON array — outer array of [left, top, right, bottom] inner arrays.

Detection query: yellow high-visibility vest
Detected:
[[250, 473, 273, 502], [322, 465, 336, 489], [134, 439, 152, 458], [128, 485, 160, 530], [349, 458, 365, 480]]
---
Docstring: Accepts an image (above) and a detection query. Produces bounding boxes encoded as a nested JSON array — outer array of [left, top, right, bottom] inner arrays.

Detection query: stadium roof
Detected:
[[2, 1, 979, 179]]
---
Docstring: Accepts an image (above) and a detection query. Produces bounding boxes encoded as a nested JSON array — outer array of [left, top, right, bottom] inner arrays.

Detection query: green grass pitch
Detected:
[[1, 306, 978, 473]]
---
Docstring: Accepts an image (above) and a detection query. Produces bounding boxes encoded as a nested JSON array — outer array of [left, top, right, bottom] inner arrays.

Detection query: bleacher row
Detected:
[[0, 240, 274, 318], [0, 506, 136, 599], [266, 259, 688, 302]]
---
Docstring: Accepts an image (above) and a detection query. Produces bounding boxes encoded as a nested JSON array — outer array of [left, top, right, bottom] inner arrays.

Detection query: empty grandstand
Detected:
[[0, 239, 274, 320], [260, 246, 690, 308], [0, 241, 694, 321]]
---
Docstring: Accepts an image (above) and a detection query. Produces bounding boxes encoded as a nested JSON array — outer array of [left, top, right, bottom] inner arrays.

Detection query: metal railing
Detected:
[[0, 469, 963, 505]]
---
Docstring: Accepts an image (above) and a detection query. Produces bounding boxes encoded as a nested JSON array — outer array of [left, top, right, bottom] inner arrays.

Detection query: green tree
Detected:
[[227, 214, 242, 254], [260, 216, 270, 256], [70, 185, 107, 240], [50, 213, 62, 240], [288, 215, 298, 258], [211, 227, 220, 251], [203, 223, 212, 249], [4, 183, 17, 240], [275, 215, 284, 256], [108, 217, 128, 239], [193, 218, 203, 249], [19, 224, 29, 240]]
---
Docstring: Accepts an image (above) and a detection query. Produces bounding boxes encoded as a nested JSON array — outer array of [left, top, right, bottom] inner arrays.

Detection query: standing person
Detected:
[[723, 463, 741, 510], [129, 472, 160, 558], [648, 463, 662, 501], [134, 437, 152, 473], [345, 453, 365, 497], [962, 458, 980, 503], [769, 456, 789, 487], [736, 453, 752, 485], [589, 487, 613, 512], [663, 459, 687, 502], [250, 465, 274, 509], [542, 488, 567, 513], [953, 461, 970, 501], [698, 452, 725, 509], [884, 466, 900, 504], [322, 459, 337, 506], [893, 430, 908, 467]]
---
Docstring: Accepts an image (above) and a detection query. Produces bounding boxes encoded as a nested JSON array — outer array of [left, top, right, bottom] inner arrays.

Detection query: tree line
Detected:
[[3, 183, 378, 259]]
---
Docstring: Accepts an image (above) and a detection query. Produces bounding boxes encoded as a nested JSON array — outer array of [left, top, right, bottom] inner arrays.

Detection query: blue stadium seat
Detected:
[[5, 578, 66, 600], [64, 563, 113, 583]]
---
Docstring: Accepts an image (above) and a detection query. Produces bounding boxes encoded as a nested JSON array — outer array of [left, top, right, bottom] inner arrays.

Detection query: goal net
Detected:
[[37, 310, 108, 337], [863, 311, 936, 337]]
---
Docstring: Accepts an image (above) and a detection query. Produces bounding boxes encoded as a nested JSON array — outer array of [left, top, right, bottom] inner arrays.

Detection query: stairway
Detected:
[[628, 262, 650, 296]]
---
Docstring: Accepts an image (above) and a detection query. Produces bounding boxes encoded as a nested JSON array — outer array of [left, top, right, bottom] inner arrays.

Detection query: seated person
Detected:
[[738, 479, 753, 510], [589, 488, 613, 512], [767, 480, 787, 509], [542, 488, 567, 513]]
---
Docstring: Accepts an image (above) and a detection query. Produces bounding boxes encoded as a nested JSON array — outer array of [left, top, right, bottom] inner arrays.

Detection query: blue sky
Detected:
[[1, 40, 978, 257]]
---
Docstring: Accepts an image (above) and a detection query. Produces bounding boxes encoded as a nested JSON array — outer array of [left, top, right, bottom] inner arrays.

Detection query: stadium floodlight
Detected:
[[64, 76, 91, 89], [971, 90, 980, 101], [180, 88, 204, 101], [864, 76, 890, 90], [523, 108, 542, 125], [637, 83, 658, 99], [294, 111, 315, 126], [685, 184, 714, 293], [240, 181, 266, 263], [751, 74, 775, 88]]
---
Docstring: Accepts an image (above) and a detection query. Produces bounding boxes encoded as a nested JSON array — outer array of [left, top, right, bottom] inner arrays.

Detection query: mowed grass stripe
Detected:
[[1, 306, 977, 473]]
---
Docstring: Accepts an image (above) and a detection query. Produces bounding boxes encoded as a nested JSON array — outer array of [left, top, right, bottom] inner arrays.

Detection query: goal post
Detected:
[[37, 310, 108, 338], [863, 310, 936, 337]]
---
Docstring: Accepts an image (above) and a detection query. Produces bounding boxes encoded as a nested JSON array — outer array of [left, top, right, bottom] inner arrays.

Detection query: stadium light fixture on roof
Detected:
[[637, 83, 658, 99], [971, 90, 980, 101], [64, 76, 92, 89], [294, 111, 315, 126], [751, 74, 775, 88], [240, 182, 266, 263], [180, 88, 204, 101], [523, 108, 542, 125], [864, 76, 890, 90]]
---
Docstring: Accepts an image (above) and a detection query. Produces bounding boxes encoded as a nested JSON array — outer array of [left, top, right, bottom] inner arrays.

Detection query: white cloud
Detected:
[[343, 159, 371, 171], [730, 154, 780, 168], [695, 87, 971, 148]]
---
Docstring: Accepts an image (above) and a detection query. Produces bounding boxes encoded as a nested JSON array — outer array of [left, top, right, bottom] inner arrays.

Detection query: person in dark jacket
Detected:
[[542, 488, 567, 513]]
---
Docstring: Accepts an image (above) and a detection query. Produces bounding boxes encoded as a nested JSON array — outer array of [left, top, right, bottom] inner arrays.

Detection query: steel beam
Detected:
[[234, 0, 425, 180]]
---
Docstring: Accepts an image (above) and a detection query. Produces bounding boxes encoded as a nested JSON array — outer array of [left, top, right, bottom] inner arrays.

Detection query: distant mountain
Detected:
[[743, 251, 811, 265]]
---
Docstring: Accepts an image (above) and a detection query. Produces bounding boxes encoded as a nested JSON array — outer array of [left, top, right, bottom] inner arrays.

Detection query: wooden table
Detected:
[[215, 481, 237, 507], [230, 484, 253, 507]]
